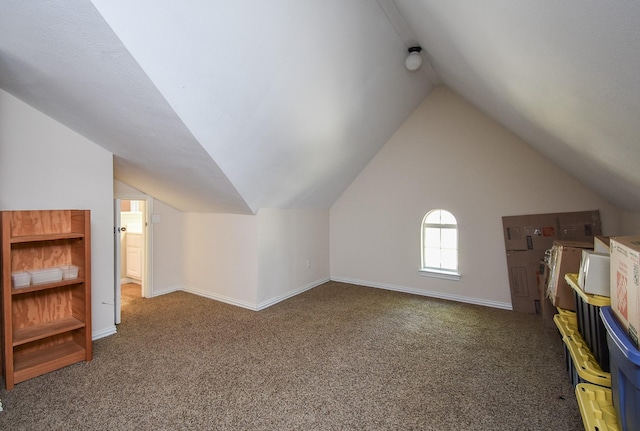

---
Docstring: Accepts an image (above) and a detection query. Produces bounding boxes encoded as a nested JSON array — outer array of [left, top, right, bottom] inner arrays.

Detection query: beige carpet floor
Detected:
[[0, 281, 582, 430]]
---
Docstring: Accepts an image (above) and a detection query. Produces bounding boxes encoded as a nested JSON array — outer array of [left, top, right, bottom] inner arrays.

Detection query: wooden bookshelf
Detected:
[[1, 210, 92, 389]]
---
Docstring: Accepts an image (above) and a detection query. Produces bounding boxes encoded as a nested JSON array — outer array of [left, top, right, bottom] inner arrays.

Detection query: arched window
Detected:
[[420, 209, 460, 279]]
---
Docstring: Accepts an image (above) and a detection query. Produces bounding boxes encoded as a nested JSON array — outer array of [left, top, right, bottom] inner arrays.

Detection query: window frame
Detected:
[[419, 209, 461, 280]]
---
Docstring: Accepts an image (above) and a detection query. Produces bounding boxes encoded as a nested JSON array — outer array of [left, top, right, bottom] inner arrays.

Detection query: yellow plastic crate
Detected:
[[557, 306, 578, 321], [564, 333, 611, 388], [575, 383, 620, 431], [556, 313, 579, 383], [554, 313, 578, 338], [566, 273, 611, 372], [566, 273, 610, 307]]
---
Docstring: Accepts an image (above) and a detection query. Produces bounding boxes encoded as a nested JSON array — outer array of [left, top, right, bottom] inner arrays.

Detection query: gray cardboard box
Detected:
[[547, 240, 593, 311], [503, 210, 601, 313], [506, 250, 546, 314], [502, 210, 601, 252]]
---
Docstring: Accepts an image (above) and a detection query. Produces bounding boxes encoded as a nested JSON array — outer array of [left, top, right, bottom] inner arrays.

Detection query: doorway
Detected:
[[114, 198, 150, 324]]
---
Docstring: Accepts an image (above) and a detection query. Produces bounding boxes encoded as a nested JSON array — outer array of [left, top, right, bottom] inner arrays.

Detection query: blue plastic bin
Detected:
[[600, 306, 640, 431]]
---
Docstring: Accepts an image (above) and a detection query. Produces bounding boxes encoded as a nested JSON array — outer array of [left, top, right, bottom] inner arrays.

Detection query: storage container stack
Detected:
[[553, 235, 640, 431], [550, 236, 620, 430], [554, 273, 611, 388], [562, 273, 617, 431]]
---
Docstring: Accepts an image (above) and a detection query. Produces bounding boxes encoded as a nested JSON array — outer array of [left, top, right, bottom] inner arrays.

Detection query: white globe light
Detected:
[[405, 51, 422, 71]]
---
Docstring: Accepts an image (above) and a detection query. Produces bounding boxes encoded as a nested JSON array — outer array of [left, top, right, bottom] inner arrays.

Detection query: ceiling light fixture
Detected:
[[405, 46, 422, 71]]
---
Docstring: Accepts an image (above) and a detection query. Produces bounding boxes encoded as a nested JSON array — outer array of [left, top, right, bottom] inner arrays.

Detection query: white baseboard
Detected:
[[181, 278, 330, 311], [181, 285, 259, 311], [92, 325, 117, 341], [256, 278, 330, 310], [151, 285, 181, 297], [121, 277, 141, 285], [330, 276, 512, 311], [96, 277, 509, 343]]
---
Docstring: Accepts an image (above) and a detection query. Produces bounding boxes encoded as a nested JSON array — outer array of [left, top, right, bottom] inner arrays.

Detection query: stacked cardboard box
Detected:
[[502, 210, 601, 314], [538, 261, 558, 328], [547, 240, 593, 310], [610, 235, 640, 348]]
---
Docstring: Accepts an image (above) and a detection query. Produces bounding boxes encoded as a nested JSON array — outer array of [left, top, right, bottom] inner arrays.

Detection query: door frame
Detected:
[[113, 195, 153, 323]]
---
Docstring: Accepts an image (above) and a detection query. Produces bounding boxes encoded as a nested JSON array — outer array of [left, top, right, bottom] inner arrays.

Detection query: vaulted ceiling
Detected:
[[2, 1, 639, 214]]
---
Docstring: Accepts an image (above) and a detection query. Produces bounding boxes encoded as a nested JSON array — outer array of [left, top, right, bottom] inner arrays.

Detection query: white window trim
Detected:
[[420, 209, 460, 280], [419, 268, 461, 281]]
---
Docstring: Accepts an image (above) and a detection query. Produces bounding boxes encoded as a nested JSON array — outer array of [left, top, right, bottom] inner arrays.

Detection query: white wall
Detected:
[[620, 212, 640, 235], [181, 209, 330, 310], [115, 186, 330, 310], [256, 208, 330, 308], [151, 199, 184, 295], [182, 213, 259, 308], [330, 87, 621, 309], [0, 89, 115, 338]]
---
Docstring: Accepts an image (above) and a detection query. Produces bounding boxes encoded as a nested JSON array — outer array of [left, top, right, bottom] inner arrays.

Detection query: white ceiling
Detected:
[[1, 1, 640, 213], [395, 0, 640, 212]]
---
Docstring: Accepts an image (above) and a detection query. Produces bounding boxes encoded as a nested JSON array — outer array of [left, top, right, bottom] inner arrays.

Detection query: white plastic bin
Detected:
[[28, 267, 63, 285], [11, 271, 31, 288], [59, 264, 79, 280]]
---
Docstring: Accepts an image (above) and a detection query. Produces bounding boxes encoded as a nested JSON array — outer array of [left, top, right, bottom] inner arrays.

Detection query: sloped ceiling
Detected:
[[2, 1, 640, 213], [394, 0, 640, 212], [0, 0, 432, 213], [0, 1, 252, 213]]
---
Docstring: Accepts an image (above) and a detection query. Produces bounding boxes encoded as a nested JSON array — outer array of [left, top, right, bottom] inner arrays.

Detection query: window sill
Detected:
[[419, 269, 461, 281]]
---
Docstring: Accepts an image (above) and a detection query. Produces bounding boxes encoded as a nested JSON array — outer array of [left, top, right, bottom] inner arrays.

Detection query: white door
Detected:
[[113, 199, 122, 325]]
